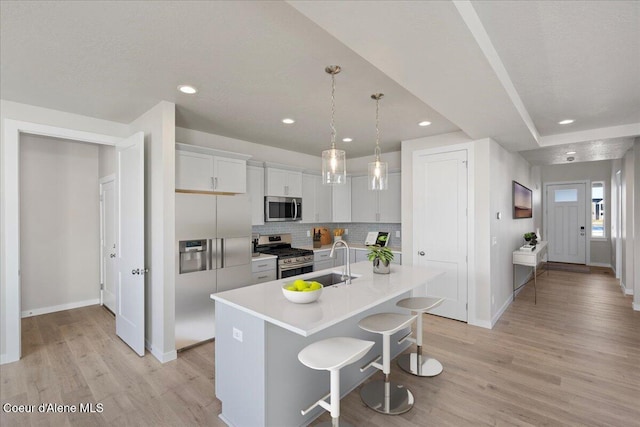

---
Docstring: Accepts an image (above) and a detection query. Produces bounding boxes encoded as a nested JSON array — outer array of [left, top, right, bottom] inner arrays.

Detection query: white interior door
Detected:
[[546, 183, 587, 264], [116, 132, 145, 356], [413, 150, 468, 322], [100, 176, 117, 313]]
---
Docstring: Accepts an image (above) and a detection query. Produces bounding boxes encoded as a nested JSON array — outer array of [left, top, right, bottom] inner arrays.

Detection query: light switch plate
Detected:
[[233, 327, 243, 342], [395, 231, 401, 238]]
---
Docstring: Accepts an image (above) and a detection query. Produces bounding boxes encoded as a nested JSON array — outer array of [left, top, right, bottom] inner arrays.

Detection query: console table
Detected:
[[512, 241, 548, 304]]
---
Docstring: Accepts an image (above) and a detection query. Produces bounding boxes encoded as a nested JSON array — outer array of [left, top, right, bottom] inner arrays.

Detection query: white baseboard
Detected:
[[0, 353, 15, 365], [619, 280, 633, 295], [21, 298, 100, 318], [145, 339, 177, 364], [491, 297, 512, 328], [588, 262, 613, 269], [468, 318, 491, 329], [633, 302, 640, 311]]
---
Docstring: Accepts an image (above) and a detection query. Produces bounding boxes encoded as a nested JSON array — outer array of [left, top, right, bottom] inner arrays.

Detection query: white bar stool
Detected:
[[298, 337, 375, 427], [396, 297, 445, 377], [357, 313, 417, 415]]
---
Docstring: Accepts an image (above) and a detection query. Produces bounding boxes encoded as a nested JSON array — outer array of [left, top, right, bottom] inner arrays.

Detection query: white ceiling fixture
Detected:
[[418, 121, 432, 127], [177, 85, 197, 94], [282, 118, 295, 124], [558, 119, 575, 125], [566, 151, 577, 155], [342, 137, 353, 142], [321, 65, 346, 185], [368, 93, 388, 191]]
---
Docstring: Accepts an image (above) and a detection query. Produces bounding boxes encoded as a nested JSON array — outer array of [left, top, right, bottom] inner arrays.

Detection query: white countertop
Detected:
[[211, 261, 442, 337], [251, 253, 277, 261], [300, 243, 402, 253]]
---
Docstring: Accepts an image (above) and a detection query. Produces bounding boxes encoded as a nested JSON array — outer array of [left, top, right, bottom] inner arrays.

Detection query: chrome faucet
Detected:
[[329, 240, 351, 284]]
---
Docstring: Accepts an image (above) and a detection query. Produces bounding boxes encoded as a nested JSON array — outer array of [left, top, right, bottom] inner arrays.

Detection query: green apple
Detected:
[[285, 285, 297, 291]]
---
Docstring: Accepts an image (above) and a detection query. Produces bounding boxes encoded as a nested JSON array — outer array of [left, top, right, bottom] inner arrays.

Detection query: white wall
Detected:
[[99, 144, 115, 178], [633, 140, 640, 310], [130, 101, 176, 363], [539, 160, 613, 267], [347, 150, 401, 175], [621, 146, 635, 296], [20, 134, 101, 315], [176, 127, 322, 170], [610, 159, 621, 274], [489, 140, 536, 323], [1, 100, 128, 364]]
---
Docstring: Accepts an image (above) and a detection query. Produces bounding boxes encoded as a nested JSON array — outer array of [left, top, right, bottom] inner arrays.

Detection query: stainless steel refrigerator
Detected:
[[175, 193, 252, 350]]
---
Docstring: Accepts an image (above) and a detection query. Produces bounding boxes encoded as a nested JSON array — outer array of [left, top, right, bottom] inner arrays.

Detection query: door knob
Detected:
[[418, 251, 425, 256], [110, 253, 116, 258]]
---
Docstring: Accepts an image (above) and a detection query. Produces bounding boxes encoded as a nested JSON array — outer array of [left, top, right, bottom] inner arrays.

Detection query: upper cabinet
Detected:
[[265, 165, 302, 197], [175, 143, 250, 193], [332, 176, 351, 222], [351, 172, 401, 223], [302, 173, 332, 223], [247, 163, 265, 226]]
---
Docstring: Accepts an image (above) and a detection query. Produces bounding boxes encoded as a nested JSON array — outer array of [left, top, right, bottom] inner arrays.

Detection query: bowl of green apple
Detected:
[[282, 279, 323, 304]]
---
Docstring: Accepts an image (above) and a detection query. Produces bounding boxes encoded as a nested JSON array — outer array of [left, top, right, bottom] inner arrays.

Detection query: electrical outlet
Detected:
[[344, 229, 348, 235], [306, 230, 310, 237], [492, 237, 498, 246], [395, 231, 401, 238], [232, 327, 243, 342]]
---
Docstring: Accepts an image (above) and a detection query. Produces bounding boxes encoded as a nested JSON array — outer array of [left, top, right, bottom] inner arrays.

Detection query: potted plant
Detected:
[[367, 245, 394, 274], [523, 232, 537, 246]]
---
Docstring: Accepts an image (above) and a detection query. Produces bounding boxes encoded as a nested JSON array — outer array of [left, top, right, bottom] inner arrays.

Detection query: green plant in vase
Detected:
[[367, 245, 394, 274], [524, 232, 537, 246]]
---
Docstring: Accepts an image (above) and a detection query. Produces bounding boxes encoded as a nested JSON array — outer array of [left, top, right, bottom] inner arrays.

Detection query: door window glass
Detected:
[[591, 182, 605, 238], [554, 189, 578, 202]]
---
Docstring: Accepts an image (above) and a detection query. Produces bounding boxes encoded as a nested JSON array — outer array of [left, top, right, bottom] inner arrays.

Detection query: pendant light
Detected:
[[322, 65, 346, 185], [368, 93, 388, 190]]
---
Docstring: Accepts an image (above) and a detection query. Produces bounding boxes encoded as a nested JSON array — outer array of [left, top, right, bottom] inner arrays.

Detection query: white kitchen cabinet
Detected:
[[354, 249, 369, 263], [252, 256, 277, 284], [265, 167, 302, 197], [212, 156, 247, 193], [175, 143, 250, 193], [332, 247, 346, 267], [351, 172, 400, 223], [176, 150, 215, 192], [332, 175, 351, 222], [313, 249, 334, 271], [247, 164, 264, 225], [302, 174, 332, 223]]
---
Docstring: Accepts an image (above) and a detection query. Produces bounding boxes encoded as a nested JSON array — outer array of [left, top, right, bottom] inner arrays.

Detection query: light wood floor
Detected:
[[1, 269, 638, 426]]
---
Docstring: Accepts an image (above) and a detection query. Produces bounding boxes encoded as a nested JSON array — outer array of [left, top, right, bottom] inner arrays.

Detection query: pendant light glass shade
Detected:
[[368, 93, 388, 190], [322, 65, 346, 185]]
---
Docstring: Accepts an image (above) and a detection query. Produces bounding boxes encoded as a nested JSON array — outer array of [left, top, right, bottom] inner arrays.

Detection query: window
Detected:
[[554, 188, 577, 202], [591, 182, 605, 238]]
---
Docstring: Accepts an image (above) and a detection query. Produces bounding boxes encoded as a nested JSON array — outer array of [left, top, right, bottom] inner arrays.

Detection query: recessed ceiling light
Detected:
[[567, 156, 575, 162], [177, 85, 197, 94], [418, 121, 432, 127], [566, 151, 576, 155], [558, 119, 574, 125], [342, 137, 353, 142], [282, 118, 295, 124]]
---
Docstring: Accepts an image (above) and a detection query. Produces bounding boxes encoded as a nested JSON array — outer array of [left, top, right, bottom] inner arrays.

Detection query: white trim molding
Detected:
[[145, 339, 177, 363], [21, 299, 100, 318]]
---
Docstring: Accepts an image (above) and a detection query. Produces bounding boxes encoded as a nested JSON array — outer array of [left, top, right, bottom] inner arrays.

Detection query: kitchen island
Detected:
[[210, 261, 443, 427]]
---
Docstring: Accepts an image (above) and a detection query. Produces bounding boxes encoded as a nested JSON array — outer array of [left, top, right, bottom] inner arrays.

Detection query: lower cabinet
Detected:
[[313, 249, 333, 271], [252, 257, 277, 284]]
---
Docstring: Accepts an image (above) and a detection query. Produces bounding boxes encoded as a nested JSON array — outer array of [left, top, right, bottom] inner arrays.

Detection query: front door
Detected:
[[413, 149, 468, 322], [100, 175, 117, 313], [115, 132, 145, 356], [545, 182, 587, 264]]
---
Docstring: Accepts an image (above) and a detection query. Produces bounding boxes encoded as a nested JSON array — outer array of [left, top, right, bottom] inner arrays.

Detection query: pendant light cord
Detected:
[[375, 96, 381, 160], [330, 72, 337, 150]]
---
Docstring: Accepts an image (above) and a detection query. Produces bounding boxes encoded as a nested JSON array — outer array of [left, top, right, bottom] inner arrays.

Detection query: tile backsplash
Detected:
[[252, 222, 401, 248]]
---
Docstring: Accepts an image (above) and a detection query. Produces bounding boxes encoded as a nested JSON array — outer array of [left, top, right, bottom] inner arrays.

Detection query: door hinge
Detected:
[[100, 283, 104, 290], [466, 303, 468, 310]]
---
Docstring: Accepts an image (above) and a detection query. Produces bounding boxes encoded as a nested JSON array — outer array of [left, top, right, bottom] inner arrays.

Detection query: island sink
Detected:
[[306, 272, 358, 287]]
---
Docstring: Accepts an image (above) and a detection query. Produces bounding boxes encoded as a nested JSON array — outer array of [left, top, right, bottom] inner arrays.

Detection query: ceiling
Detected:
[[1, 1, 639, 163]]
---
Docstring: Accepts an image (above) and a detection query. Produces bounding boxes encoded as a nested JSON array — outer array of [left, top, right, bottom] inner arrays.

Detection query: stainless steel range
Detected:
[[255, 233, 314, 279]]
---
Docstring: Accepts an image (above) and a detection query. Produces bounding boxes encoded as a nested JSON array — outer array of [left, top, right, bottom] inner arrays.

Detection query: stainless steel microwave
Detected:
[[265, 196, 302, 222]]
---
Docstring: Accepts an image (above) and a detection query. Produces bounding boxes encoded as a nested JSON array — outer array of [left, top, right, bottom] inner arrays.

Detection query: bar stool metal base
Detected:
[[397, 352, 443, 377], [315, 420, 354, 427], [360, 380, 414, 415]]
